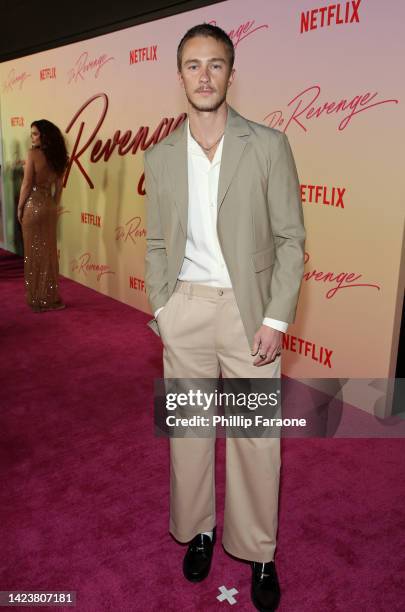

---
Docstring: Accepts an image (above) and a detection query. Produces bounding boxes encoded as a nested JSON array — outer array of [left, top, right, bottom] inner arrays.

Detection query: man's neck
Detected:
[[187, 102, 228, 144]]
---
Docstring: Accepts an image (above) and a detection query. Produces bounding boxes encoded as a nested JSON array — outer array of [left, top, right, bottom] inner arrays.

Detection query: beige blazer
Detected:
[[144, 104, 305, 347]]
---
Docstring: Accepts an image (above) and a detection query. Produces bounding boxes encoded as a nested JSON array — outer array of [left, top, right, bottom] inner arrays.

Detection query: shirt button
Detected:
[[218, 289, 224, 296]]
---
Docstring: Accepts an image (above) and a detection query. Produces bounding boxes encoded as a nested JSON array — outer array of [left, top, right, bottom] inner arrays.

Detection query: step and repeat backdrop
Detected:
[[0, 0, 403, 382]]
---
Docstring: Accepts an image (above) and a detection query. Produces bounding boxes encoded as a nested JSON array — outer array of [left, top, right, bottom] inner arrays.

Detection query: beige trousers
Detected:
[[158, 281, 281, 563]]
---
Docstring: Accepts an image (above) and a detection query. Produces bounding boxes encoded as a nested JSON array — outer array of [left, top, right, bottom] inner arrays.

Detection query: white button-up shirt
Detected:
[[178, 120, 229, 285], [156, 119, 288, 333]]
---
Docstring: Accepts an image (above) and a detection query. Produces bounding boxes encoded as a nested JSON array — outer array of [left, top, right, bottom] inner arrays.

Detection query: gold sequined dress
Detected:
[[21, 152, 65, 312]]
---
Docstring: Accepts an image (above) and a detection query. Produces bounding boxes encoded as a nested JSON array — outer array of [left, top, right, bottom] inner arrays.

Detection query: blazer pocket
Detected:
[[252, 246, 275, 272]]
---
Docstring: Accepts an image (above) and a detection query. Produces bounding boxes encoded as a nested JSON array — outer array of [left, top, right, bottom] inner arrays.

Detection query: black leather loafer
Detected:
[[251, 561, 281, 611], [183, 528, 216, 582]]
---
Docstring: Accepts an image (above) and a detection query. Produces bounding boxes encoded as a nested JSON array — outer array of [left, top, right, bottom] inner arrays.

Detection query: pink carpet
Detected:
[[1, 248, 404, 611]]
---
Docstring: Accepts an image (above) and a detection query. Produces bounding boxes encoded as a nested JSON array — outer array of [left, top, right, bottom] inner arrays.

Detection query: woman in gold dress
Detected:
[[17, 120, 68, 312]]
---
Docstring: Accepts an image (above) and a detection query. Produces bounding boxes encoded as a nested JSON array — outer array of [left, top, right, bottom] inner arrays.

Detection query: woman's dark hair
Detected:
[[31, 119, 68, 176], [177, 23, 234, 72]]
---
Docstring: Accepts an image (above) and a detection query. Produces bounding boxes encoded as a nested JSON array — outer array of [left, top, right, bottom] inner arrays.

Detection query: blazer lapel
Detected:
[[217, 105, 251, 212], [162, 118, 188, 236]]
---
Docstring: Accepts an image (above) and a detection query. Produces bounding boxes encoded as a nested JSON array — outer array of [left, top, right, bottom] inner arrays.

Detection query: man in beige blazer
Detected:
[[144, 23, 305, 612]]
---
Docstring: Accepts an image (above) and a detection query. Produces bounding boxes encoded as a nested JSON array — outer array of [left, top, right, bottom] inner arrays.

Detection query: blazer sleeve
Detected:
[[264, 131, 306, 323], [144, 151, 169, 313]]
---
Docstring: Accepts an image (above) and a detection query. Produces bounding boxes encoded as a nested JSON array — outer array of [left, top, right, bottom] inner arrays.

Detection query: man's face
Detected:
[[178, 35, 234, 112]]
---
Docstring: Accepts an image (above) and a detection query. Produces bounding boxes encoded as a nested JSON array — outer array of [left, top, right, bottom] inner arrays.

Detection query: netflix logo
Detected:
[[129, 276, 146, 292], [301, 185, 345, 208], [11, 117, 24, 127], [129, 45, 158, 65], [283, 334, 333, 368], [300, 0, 361, 33], [81, 212, 101, 227], [40, 67, 56, 80]]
